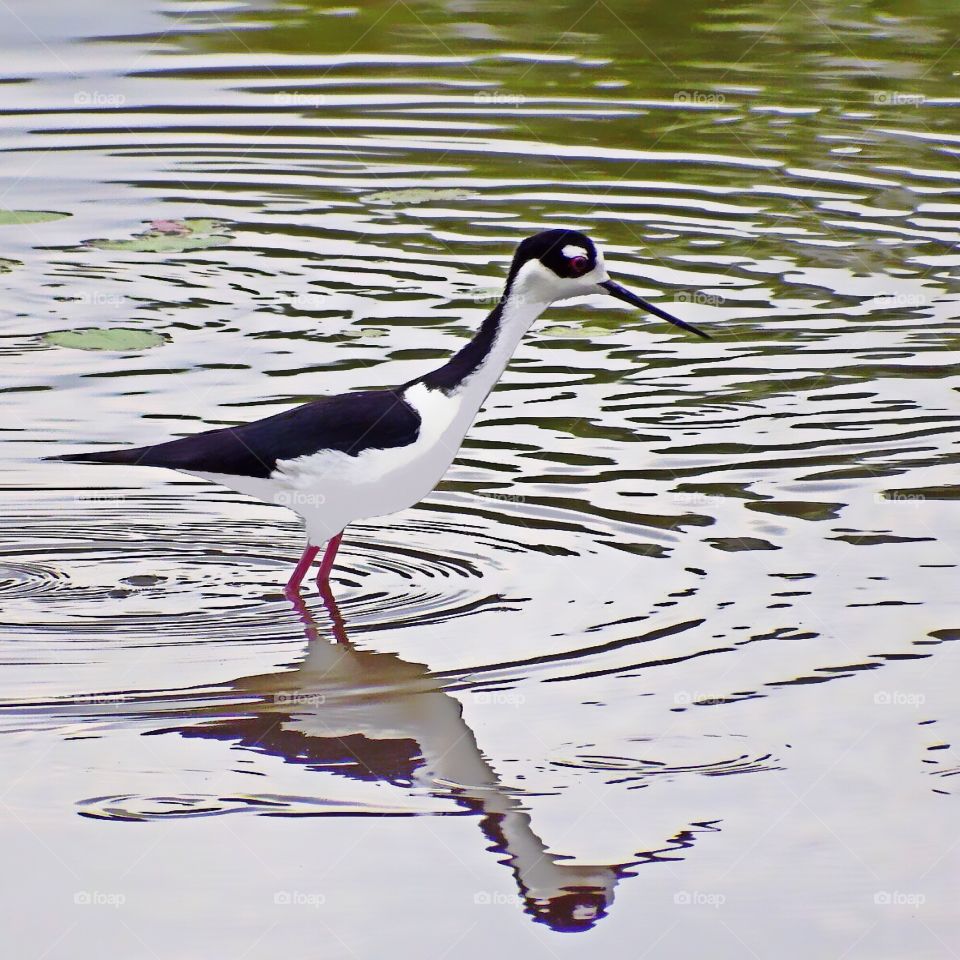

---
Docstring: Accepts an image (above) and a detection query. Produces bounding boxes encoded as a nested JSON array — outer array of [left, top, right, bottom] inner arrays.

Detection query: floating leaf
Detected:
[[541, 323, 614, 339], [0, 258, 21, 273], [148, 219, 192, 235], [44, 328, 167, 351], [707, 537, 780, 552], [366, 188, 474, 205], [340, 326, 389, 339], [88, 218, 233, 253], [0, 209, 71, 225]]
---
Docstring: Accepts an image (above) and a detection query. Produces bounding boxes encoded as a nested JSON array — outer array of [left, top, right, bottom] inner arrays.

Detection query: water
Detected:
[[2, 0, 959, 955]]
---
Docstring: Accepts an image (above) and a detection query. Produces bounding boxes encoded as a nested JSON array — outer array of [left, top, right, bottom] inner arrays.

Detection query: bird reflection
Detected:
[[169, 584, 713, 932]]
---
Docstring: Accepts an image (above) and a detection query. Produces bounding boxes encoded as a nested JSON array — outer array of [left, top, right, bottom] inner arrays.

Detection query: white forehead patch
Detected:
[[510, 256, 600, 305], [561, 244, 588, 259]]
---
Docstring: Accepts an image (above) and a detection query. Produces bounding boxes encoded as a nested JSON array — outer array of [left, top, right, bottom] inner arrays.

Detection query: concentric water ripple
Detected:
[[551, 744, 784, 782], [0, 499, 527, 641], [76, 791, 457, 822]]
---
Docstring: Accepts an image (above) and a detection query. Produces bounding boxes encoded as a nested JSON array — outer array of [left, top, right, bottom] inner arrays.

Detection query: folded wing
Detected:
[[50, 389, 422, 479]]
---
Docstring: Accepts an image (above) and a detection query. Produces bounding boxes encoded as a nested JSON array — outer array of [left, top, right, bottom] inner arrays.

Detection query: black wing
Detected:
[[50, 389, 422, 479]]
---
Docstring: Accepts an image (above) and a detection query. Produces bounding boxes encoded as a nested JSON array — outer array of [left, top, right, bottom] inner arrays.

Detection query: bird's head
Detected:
[[505, 228, 710, 340]]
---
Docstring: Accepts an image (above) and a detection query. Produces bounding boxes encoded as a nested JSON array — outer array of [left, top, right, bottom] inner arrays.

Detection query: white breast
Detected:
[[217, 383, 463, 541]]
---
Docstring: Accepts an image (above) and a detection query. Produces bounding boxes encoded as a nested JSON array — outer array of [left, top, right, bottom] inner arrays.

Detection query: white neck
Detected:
[[414, 260, 556, 412], [456, 289, 550, 405]]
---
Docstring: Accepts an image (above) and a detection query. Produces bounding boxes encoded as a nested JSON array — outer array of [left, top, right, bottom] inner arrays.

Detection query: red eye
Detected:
[[570, 256, 589, 275]]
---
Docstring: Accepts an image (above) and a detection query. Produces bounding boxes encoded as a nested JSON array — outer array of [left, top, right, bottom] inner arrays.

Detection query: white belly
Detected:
[[192, 383, 471, 543]]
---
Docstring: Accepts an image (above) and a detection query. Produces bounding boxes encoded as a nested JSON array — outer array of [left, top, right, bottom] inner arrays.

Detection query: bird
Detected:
[[50, 228, 710, 594]]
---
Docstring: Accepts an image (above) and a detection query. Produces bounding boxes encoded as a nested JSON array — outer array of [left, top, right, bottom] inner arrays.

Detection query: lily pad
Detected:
[[541, 323, 614, 339], [44, 328, 167, 351], [88, 218, 233, 253], [0, 209, 71, 225], [0, 257, 21, 273], [340, 326, 389, 339], [148, 219, 193, 235], [366, 188, 474, 205]]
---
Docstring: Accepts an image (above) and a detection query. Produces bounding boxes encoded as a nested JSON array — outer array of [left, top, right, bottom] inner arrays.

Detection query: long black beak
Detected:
[[600, 279, 711, 340]]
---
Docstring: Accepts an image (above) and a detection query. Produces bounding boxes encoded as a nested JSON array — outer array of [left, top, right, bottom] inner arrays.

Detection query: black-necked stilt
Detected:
[[51, 228, 709, 593]]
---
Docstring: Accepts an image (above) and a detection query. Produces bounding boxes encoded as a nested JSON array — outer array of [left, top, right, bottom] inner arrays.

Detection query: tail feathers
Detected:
[[46, 447, 151, 465]]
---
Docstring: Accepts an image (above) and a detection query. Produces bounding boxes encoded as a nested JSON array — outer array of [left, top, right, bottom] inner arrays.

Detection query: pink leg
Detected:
[[286, 543, 319, 594], [286, 568, 349, 647], [316, 531, 343, 586]]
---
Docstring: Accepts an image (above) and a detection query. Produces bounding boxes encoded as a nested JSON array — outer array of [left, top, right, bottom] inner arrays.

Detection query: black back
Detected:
[[54, 389, 421, 478]]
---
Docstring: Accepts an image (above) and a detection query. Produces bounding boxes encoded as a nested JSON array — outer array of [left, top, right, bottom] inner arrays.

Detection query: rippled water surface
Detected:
[[2, 1, 959, 956]]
